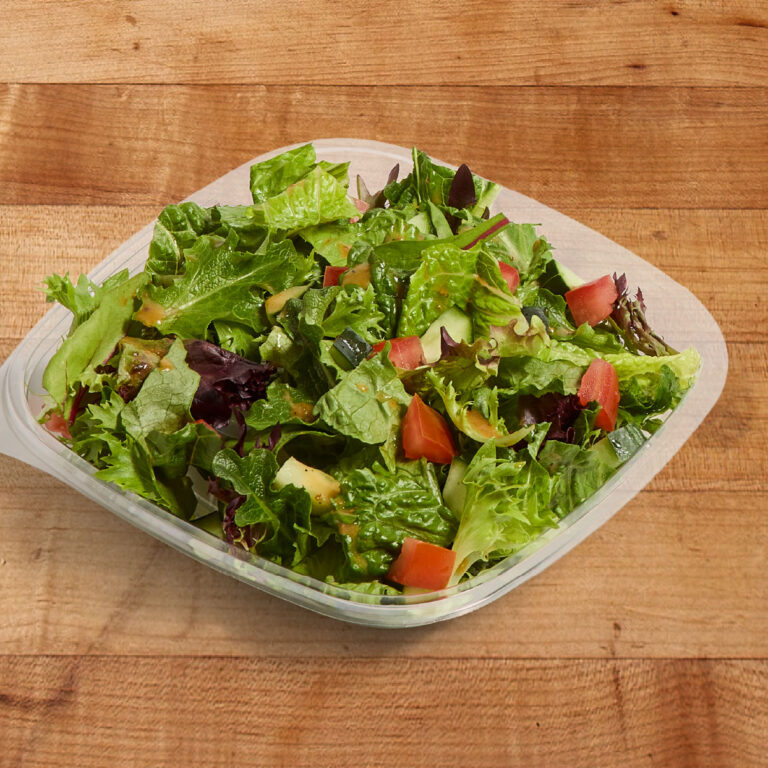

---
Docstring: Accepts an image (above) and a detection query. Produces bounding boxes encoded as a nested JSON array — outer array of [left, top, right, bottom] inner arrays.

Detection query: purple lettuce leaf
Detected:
[[519, 393, 584, 445], [184, 340, 276, 430], [447, 163, 477, 210]]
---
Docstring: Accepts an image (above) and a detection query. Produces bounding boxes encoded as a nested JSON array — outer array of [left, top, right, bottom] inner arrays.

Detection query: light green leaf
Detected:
[[250, 144, 317, 203], [42, 272, 148, 406], [314, 351, 411, 444]]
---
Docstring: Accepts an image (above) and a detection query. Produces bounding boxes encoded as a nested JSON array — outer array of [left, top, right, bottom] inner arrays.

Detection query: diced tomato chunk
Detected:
[[387, 537, 456, 591], [578, 358, 620, 432], [498, 261, 520, 293], [370, 336, 425, 370], [402, 394, 457, 464], [323, 265, 347, 288], [565, 275, 618, 327]]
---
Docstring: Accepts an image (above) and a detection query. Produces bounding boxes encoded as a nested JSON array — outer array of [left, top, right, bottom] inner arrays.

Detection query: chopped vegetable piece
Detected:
[[387, 537, 457, 590], [370, 336, 425, 370], [332, 327, 373, 369], [419, 307, 472, 364], [522, 306, 549, 329], [402, 393, 457, 464], [578, 358, 620, 431], [498, 262, 520, 293], [565, 275, 618, 327], [265, 285, 309, 320], [274, 456, 340, 514], [340, 262, 371, 288], [323, 265, 347, 288]]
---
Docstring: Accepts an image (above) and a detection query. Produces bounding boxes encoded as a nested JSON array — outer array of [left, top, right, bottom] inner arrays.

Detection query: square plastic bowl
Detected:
[[0, 139, 727, 627]]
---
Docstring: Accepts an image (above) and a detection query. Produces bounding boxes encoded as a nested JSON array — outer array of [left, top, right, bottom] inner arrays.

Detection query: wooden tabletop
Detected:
[[1, 2, 766, 765]]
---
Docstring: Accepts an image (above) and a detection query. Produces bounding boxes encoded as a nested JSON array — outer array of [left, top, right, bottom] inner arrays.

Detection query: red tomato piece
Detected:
[[370, 336, 425, 370], [323, 265, 347, 287], [402, 394, 457, 464], [565, 275, 618, 327], [578, 358, 620, 432], [387, 537, 457, 591], [498, 261, 520, 293]]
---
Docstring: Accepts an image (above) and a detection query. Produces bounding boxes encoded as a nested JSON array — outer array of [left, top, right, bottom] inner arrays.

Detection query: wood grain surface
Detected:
[[1, 2, 767, 765]]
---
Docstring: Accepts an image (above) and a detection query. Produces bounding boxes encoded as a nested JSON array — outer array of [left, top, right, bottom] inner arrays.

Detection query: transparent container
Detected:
[[0, 139, 727, 627]]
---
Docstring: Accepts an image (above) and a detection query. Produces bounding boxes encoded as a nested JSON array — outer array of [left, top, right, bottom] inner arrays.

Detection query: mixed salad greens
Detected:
[[40, 145, 700, 595]]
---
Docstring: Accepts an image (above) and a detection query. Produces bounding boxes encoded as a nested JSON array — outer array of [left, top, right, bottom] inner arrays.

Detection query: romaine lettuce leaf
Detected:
[[121, 338, 200, 441], [538, 438, 621, 517], [244, 380, 315, 431], [606, 345, 700, 397], [146, 202, 214, 282], [493, 222, 553, 282], [250, 143, 317, 203], [300, 285, 385, 343], [298, 208, 403, 267], [329, 459, 457, 579], [229, 166, 359, 234], [313, 351, 411, 445]]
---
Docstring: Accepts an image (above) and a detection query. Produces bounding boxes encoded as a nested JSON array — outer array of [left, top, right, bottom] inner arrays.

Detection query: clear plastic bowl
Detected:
[[0, 139, 727, 627]]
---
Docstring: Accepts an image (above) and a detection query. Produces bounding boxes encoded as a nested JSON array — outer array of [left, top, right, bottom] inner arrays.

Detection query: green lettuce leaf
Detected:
[[329, 459, 457, 580], [145, 421, 222, 477], [298, 208, 402, 267], [211, 448, 314, 564], [396, 243, 524, 337], [137, 235, 311, 338], [606, 346, 700, 402], [538, 438, 621, 517], [146, 202, 214, 282], [314, 351, 411, 445], [396, 244, 477, 336], [44, 269, 132, 332], [450, 442, 559, 579], [244, 380, 315, 431], [226, 166, 359, 235], [213, 321, 264, 359], [494, 222, 553, 282], [426, 370, 506, 443], [42, 271, 148, 406], [301, 285, 385, 342], [121, 338, 200, 442], [250, 143, 317, 203]]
